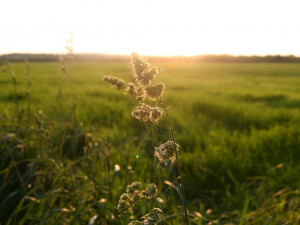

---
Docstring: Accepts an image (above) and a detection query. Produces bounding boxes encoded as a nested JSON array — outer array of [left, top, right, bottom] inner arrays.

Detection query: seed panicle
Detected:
[[131, 104, 162, 123], [102, 53, 190, 224], [145, 83, 165, 99], [117, 182, 158, 215], [142, 183, 158, 199], [130, 52, 159, 87], [154, 141, 180, 168], [102, 76, 127, 90], [129, 208, 163, 225]]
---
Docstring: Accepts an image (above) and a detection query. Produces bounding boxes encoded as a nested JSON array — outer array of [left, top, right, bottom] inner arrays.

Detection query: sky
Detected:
[[1, 0, 300, 56]]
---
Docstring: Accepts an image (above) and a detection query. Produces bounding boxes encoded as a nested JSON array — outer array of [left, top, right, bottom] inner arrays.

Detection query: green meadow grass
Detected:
[[0, 61, 299, 224]]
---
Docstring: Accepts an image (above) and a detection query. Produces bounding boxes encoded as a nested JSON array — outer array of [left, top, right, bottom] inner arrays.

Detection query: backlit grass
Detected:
[[0, 61, 299, 224]]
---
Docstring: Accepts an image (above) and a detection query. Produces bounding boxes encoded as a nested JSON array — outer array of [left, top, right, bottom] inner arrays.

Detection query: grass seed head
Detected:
[[127, 83, 137, 96], [145, 83, 165, 99], [102, 76, 127, 90], [142, 183, 158, 199], [130, 53, 159, 87], [129, 208, 163, 225], [150, 107, 162, 122], [131, 104, 152, 122], [135, 86, 146, 101], [140, 208, 163, 225], [127, 83, 146, 100], [126, 181, 142, 194], [117, 182, 144, 215], [154, 141, 180, 168], [131, 104, 162, 123], [117, 193, 132, 214]]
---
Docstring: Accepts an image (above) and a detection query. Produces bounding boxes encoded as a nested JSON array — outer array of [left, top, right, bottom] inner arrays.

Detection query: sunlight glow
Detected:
[[1, 0, 300, 56]]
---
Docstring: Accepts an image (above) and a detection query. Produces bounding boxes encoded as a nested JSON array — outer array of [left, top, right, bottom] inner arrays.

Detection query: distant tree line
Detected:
[[149, 54, 300, 63], [1, 53, 300, 63]]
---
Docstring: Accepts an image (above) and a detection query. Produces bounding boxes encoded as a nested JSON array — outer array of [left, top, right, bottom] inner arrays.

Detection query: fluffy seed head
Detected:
[[150, 107, 162, 122], [131, 104, 162, 123], [154, 141, 180, 168], [129, 208, 163, 225], [117, 182, 160, 215], [142, 183, 158, 199], [102, 76, 127, 90], [135, 86, 146, 101], [126, 181, 142, 194], [145, 83, 165, 99], [117, 182, 147, 215], [130, 52, 159, 87], [127, 83, 137, 96], [140, 208, 163, 225], [117, 193, 132, 214], [127, 83, 146, 101], [131, 104, 152, 122]]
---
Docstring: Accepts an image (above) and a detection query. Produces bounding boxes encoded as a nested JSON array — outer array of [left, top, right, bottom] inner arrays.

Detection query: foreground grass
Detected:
[[0, 61, 299, 224]]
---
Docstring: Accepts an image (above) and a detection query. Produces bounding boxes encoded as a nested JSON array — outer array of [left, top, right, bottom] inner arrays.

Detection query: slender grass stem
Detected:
[[145, 122, 155, 183], [145, 122, 173, 225], [160, 99, 189, 225], [2, 136, 27, 194], [5, 60, 19, 120], [24, 59, 32, 121], [159, 177, 181, 200], [86, 144, 98, 200]]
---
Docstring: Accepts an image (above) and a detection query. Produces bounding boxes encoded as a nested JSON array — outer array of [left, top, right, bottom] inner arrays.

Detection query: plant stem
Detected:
[[145, 123, 173, 225], [86, 142, 98, 200], [5, 60, 19, 120], [145, 122, 155, 183], [160, 100, 189, 225], [2, 136, 27, 194]]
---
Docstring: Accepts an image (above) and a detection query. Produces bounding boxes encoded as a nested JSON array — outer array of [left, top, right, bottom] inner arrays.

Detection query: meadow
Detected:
[[0, 60, 299, 224]]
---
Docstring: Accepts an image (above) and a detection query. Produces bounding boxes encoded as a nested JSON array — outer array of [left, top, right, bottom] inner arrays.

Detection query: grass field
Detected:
[[1, 61, 300, 224]]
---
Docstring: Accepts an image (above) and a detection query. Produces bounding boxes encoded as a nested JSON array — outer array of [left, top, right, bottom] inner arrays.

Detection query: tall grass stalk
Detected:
[[145, 123, 173, 225], [2, 136, 26, 194], [160, 100, 189, 225], [84, 133, 99, 200], [4, 60, 20, 121], [58, 33, 75, 105], [103, 53, 189, 224], [24, 59, 32, 121]]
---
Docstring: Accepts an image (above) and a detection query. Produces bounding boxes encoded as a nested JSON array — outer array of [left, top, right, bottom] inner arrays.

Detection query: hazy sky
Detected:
[[1, 0, 300, 56]]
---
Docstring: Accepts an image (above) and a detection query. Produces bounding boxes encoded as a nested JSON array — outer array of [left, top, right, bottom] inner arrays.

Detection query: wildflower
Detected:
[[154, 141, 180, 168], [145, 83, 165, 99], [102, 76, 127, 90], [114, 164, 120, 173]]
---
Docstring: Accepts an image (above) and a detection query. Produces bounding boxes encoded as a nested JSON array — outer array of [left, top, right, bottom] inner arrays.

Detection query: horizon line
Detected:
[[1, 51, 300, 58]]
